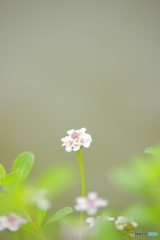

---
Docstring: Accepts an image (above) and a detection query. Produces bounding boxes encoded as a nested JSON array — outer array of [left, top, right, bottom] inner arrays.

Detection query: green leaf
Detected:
[[12, 152, 35, 183], [144, 147, 160, 157], [20, 223, 34, 233], [29, 221, 39, 227], [43, 207, 73, 229], [1, 170, 20, 186], [0, 164, 6, 179], [111, 167, 146, 195], [122, 204, 159, 226], [37, 209, 46, 226]]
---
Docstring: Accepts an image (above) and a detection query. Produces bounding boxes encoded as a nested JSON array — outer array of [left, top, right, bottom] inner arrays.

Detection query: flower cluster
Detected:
[[61, 128, 92, 152], [74, 192, 108, 215], [86, 215, 114, 229], [0, 213, 26, 232], [115, 216, 138, 230]]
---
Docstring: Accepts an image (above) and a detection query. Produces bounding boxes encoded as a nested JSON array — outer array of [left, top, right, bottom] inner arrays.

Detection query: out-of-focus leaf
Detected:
[[122, 204, 159, 226], [110, 166, 149, 195], [29, 221, 39, 227], [144, 147, 160, 157], [35, 165, 74, 197], [1, 170, 20, 186], [43, 207, 73, 229], [20, 223, 34, 233], [12, 152, 35, 183], [37, 209, 46, 226], [0, 164, 6, 179]]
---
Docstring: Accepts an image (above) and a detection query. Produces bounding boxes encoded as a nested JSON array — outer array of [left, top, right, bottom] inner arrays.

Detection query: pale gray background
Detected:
[[0, 0, 160, 211]]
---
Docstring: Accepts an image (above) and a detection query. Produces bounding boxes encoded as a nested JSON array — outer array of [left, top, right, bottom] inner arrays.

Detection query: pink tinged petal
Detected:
[[5, 213, 26, 232]]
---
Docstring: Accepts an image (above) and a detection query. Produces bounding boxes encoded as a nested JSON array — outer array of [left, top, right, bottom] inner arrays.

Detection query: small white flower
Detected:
[[115, 216, 138, 230], [61, 128, 92, 152], [74, 192, 108, 215], [0, 213, 26, 232], [86, 214, 114, 229], [86, 215, 114, 229], [30, 189, 51, 210], [86, 217, 96, 229]]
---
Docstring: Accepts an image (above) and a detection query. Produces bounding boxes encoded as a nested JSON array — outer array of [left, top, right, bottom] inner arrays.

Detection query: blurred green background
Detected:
[[0, 0, 160, 216]]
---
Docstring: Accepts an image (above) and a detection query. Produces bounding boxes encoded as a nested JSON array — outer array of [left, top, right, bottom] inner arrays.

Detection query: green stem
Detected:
[[76, 149, 86, 219], [22, 209, 46, 240]]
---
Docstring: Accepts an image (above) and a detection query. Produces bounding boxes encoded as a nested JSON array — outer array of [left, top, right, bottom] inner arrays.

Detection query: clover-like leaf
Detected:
[[1, 170, 20, 186], [12, 152, 35, 184]]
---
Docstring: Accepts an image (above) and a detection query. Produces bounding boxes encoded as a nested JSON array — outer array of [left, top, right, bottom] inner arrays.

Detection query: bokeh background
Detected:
[[0, 0, 160, 213]]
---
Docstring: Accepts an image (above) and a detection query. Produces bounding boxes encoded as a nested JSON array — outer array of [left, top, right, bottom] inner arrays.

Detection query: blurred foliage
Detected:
[[0, 146, 160, 239], [110, 146, 160, 234]]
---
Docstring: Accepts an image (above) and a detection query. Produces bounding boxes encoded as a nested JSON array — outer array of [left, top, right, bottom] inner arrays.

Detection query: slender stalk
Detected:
[[76, 149, 86, 219]]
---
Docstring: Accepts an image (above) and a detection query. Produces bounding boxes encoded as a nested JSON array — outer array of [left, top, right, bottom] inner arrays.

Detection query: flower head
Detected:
[[86, 217, 96, 229], [0, 213, 26, 232], [74, 192, 108, 215], [86, 215, 114, 229], [61, 128, 92, 152], [115, 216, 138, 230]]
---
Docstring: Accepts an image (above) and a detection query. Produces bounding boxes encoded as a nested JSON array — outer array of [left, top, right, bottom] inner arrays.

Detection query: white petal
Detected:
[[116, 225, 124, 230], [80, 128, 86, 133], [87, 208, 97, 215], [37, 199, 51, 210], [96, 198, 108, 207], [131, 221, 138, 227], [8, 225, 19, 232], [87, 192, 98, 200], [103, 215, 114, 221], [67, 129, 74, 135], [65, 146, 72, 152], [76, 197, 85, 203], [86, 217, 96, 229], [73, 145, 81, 151], [82, 142, 91, 148], [0, 216, 7, 231], [117, 216, 128, 223], [74, 204, 85, 211]]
